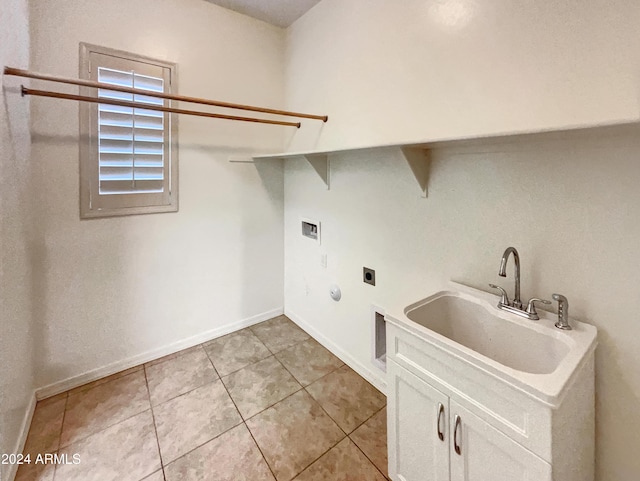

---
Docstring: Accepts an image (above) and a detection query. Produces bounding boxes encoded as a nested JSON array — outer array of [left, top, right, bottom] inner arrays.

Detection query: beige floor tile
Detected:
[[16, 394, 66, 481], [55, 410, 161, 481], [145, 345, 204, 368], [222, 356, 301, 419], [68, 366, 143, 396], [14, 462, 55, 481], [153, 380, 242, 465], [164, 424, 274, 481], [22, 395, 67, 456], [204, 329, 271, 377], [293, 438, 386, 481], [350, 407, 388, 477], [246, 390, 344, 481], [275, 339, 343, 386], [145, 347, 218, 406], [60, 370, 150, 447], [142, 470, 165, 481], [250, 316, 309, 353], [305, 365, 386, 433]]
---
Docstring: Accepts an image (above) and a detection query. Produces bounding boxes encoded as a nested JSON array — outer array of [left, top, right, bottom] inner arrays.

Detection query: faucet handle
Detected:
[[525, 298, 551, 319], [552, 293, 572, 330], [489, 284, 510, 307]]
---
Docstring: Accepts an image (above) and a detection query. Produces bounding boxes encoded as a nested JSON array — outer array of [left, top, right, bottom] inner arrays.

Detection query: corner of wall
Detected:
[[1, 1, 38, 480]]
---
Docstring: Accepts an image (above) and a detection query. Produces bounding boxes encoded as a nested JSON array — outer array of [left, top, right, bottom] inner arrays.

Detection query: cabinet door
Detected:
[[388, 360, 449, 481], [449, 400, 551, 481]]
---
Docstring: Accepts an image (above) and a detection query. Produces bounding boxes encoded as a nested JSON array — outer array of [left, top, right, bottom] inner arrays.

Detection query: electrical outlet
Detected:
[[363, 267, 376, 286]]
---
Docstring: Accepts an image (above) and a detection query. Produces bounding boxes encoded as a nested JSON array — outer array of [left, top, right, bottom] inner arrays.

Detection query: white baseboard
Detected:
[[36, 307, 283, 400], [4, 392, 37, 481], [285, 308, 387, 395]]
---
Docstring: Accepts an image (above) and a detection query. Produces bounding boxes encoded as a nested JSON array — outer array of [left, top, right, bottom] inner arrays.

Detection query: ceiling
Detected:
[[206, 0, 322, 28]]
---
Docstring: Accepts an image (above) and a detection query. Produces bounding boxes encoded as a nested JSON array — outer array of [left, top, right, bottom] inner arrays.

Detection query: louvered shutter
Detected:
[[97, 67, 166, 194]]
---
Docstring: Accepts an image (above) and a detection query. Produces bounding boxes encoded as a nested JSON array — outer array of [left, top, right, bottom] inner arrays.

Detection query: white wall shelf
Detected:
[[250, 120, 640, 196], [253, 146, 431, 195]]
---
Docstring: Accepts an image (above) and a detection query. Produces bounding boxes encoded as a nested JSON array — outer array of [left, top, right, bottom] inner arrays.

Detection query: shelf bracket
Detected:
[[401, 147, 430, 198], [303, 154, 330, 190]]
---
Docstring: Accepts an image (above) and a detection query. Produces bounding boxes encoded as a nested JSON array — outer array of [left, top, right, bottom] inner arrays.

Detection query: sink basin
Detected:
[[385, 284, 598, 404], [405, 293, 569, 374]]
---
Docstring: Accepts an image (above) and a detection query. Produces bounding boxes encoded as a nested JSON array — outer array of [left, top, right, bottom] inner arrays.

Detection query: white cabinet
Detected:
[[386, 321, 595, 481], [448, 400, 551, 481], [388, 360, 449, 481], [388, 360, 551, 481]]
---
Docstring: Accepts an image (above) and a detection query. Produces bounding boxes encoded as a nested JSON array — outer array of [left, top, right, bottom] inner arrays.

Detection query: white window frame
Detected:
[[79, 43, 178, 218]]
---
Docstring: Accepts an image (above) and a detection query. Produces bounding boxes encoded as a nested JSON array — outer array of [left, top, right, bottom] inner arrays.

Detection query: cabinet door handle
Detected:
[[454, 414, 462, 455], [437, 403, 445, 441]]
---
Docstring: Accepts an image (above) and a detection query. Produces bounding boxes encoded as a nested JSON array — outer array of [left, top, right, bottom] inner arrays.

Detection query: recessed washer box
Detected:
[[301, 218, 320, 243]]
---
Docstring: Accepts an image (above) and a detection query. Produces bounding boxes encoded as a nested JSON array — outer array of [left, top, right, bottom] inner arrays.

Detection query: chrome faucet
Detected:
[[498, 247, 522, 309], [490, 247, 551, 320]]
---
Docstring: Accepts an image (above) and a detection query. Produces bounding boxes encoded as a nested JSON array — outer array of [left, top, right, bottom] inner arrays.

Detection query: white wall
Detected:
[[28, 0, 287, 393], [0, 0, 36, 479], [284, 132, 640, 481], [284, 2, 640, 479], [284, 0, 640, 153]]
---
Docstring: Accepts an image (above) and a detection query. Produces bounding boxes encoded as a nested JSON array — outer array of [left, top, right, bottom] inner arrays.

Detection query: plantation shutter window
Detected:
[[79, 44, 178, 218], [97, 68, 166, 194]]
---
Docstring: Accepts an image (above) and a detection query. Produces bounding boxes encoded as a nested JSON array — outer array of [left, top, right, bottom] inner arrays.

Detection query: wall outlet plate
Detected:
[[363, 267, 376, 286]]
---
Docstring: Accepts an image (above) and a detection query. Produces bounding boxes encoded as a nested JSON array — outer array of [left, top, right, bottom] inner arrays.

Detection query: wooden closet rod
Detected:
[[21, 86, 302, 128], [4, 67, 328, 122]]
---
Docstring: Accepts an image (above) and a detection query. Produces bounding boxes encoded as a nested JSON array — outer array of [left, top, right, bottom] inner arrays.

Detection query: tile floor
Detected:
[[16, 315, 388, 481]]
